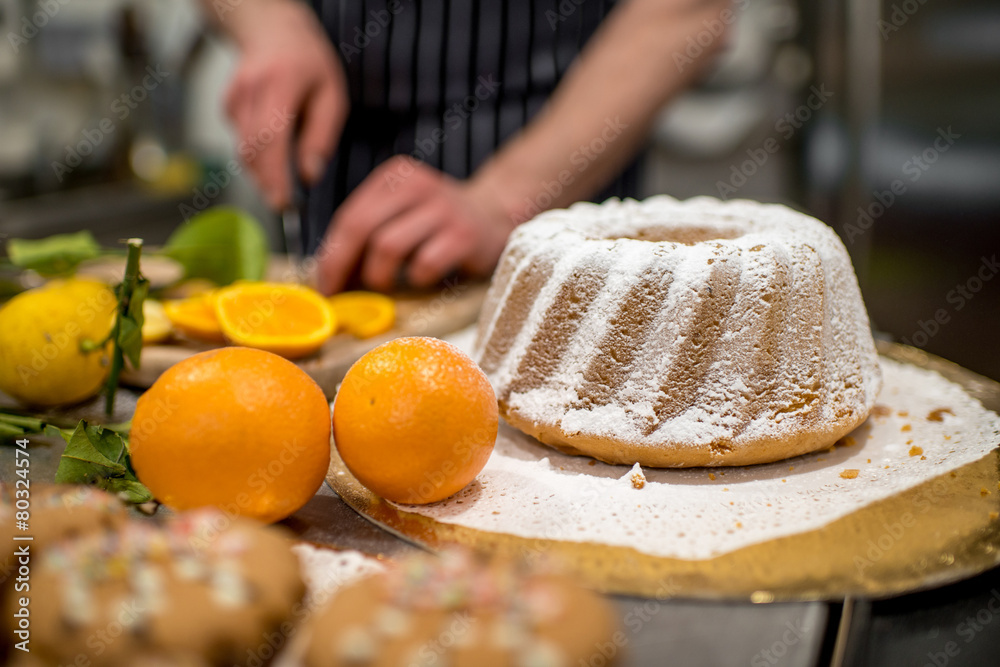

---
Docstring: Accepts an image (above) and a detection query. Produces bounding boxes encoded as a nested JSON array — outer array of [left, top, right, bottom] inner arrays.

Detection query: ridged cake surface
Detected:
[[473, 196, 882, 467]]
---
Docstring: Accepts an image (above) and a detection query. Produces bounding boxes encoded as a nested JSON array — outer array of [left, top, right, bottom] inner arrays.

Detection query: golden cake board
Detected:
[[327, 342, 1000, 601]]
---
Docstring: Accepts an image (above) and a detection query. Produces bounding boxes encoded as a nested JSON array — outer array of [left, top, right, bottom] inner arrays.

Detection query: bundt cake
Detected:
[[473, 196, 882, 467]]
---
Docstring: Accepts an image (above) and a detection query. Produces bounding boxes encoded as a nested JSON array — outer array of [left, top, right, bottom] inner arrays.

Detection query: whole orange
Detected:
[[333, 337, 498, 504], [130, 347, 331, 522]]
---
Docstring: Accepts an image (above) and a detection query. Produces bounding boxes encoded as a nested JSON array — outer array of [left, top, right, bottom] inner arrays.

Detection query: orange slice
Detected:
[[213, 282, 336, 359], [328, 291, 396, 339], [163, 294, 225, 342]]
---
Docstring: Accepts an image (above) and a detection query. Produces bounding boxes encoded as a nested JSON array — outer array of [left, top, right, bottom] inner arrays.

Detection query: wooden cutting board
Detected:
[[121, 279, 490, 398]]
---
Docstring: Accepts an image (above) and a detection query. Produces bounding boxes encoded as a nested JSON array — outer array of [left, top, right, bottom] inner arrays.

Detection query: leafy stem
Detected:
[[54, 421, 153, 504], [0, 410, 72, 441], [104, 238, 149, 416], [0, 411, 151, 505]]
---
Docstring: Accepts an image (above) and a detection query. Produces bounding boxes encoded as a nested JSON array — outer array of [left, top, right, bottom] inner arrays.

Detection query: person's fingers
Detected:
[[316, 160, 435, 294], [361, 203, 448, 291], [225, 69, 259, 160], [296, 72, 345, 185], [247, 83, 300, 209], [315, 225, 344, 295], [407, 226, 478, 288], [334, 156, 433, 227]]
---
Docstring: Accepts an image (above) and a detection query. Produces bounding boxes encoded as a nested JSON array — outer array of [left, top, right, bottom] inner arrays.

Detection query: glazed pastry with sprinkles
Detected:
[[5, 508, 304, 667], [299, 548, 620, 667]]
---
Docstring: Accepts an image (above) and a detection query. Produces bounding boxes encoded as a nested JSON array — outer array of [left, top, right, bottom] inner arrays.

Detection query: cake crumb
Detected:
[[735, 522, 743, 529], [624, 463, 646, 490], [708, 473, 716, 481], [981, 488, 991, 497], [781, 479, 787, 483], [897, 410, 909, 417], [927, 408, 954, 422], [872, 405, 891, 417], [840, 469, 860, 479], [837, 436, 857, 448], [906, 439, 913, 445], [788, 466, 795, 471], [588, 460, 596, 466], [920, 456, 927, 460], [990, 512, 999, 521], [901, 424, 912, 432], [909, 446, 924, 457], [867, 458, 872, 464], [492, 511, 500, 515]]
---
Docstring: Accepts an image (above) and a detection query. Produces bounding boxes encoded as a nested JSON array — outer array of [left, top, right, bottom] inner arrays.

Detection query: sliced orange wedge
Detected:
[[329, 291, 396, 339], [163, 294, 225, 342], [213, 282, 336, 359]]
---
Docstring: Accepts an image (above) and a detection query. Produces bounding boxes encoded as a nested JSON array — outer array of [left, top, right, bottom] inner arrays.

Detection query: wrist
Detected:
[[466, 165, 542, 230], [212, 0, 316, 49]]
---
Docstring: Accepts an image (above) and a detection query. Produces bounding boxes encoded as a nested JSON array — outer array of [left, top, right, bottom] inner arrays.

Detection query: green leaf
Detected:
[[102, 420, 132, 434], [103, 478, 154, 504], [55, 422, 129, 482], [6, 231, 101, 276], [128, 279, 149, 324], [44, 423, 72, 440], [118, 277, 148, 369], [104, 239, 146, 415], [118, 311, 143, 369], [54, 421, 153, 504], [162, 207, 269, 285]]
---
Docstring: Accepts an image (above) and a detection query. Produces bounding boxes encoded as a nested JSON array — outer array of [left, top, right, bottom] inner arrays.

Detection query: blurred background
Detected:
[[0, 0, 997, 379]]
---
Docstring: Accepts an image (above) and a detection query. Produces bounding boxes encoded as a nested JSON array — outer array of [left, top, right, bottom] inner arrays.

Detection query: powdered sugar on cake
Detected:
[[473, 196, 881, 466], [404, 331, 999, 561]]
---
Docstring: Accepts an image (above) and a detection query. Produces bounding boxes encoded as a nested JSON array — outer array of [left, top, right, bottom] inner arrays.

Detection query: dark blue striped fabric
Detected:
[[303, 0, 641, 252]]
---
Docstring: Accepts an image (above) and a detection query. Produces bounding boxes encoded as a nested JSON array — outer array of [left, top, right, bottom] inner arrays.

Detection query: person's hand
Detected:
[[223, 0, 347, 209], [316, 156, 515, 294]]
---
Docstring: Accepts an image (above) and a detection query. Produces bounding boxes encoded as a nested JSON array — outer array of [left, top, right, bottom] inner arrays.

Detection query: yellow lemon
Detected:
[[0, 279, 116, 407], [141, 299, 172, 344]]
